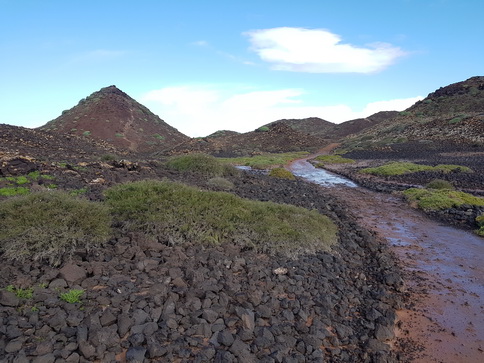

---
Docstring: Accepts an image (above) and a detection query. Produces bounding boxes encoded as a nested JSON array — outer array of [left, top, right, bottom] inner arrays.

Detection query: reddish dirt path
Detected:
[[288, 156, 484, 362]]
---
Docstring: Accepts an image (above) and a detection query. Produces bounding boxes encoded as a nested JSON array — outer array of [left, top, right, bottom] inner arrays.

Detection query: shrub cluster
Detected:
[[269, 168, 296, 180], [104, 180, 337, 257], [403, 188, 484, 211], [166, 153, 239, 177], [426, 179, 454, 190], [0, 191, 111, 265], [476, 215, 484, 236], [219, 152, 309, 170]]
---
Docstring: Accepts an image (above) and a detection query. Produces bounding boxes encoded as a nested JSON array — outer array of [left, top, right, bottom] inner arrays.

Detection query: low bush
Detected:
[[403, 188, 484, 211], [426, 179, 454, 190], [104, 180, 337, 256], [0, 191, 112, 265], [361, 162, 473, 176], [166, 153, 239, 177], [269, 168, 296, 180], [206, 177, 234, 191]]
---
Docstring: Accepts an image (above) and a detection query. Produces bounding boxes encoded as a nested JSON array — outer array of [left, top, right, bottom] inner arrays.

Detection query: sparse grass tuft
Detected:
[[403, 188, 484, 211], [5, 285, 33, 299], [59, 289, 84, 304], [104, 180, 337, 256], [0, 191, 112, 265], [166, 153, 239, 177], [269, 168, 296, 180]]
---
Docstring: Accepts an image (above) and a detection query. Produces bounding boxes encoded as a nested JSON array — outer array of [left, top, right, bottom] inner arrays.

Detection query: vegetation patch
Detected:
[[59, 289, 84, 304], [0, 191, 112, 265], [256, 126, 269, 132], [269, 168, 296, 180], [166, 153, 239, 177], [426, 179, 454, 190], [104, 180, 337, 256], [312, 155, 355, 165], [0, 187, 30, 197], [403, 188, 484, 211], [360, 162, 472, 176], [476, 215, 484, 236], [5, 285, 34, 299], [206, 177, 234, 191], [219, 152, 309, 170]]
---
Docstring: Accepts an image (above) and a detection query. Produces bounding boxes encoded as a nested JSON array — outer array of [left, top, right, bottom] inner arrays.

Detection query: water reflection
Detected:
[[289, 159, 358, 187]]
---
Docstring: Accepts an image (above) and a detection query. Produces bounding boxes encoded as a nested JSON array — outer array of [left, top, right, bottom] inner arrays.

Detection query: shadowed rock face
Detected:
[[39, 85, 189, 153]]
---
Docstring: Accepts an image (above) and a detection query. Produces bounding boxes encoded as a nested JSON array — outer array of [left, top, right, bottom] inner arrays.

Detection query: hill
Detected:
[[342, 76, 484, 150], [40, 86, 189, 153], [167, 123, 325, 156]]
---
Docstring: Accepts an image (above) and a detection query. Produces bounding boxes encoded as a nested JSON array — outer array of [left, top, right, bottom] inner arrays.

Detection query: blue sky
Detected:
[[1, 0, 483, 137]]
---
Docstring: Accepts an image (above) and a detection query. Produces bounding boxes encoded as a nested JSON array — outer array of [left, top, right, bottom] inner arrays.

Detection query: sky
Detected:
[[1, 0, 483, 137]]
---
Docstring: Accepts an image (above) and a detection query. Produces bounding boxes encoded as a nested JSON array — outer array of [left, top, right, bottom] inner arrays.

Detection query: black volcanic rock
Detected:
[[40, 86, 189, 153]]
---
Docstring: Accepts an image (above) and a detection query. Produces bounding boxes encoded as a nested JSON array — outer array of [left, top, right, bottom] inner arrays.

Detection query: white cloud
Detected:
[[245, 27, 406, 73], [140, 85, 421, 137]]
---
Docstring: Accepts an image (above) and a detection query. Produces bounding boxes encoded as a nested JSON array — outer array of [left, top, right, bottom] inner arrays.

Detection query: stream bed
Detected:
[[288, 158, 484, 362]]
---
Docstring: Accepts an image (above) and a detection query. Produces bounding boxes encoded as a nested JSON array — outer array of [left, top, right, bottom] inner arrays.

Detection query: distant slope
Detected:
[[342, 76, 484, 150], [264, 117, 335, 139], [40, 86, 189, 153], [0, 123, 118, 162]]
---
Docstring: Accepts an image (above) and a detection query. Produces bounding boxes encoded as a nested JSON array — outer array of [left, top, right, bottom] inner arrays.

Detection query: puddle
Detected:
[[288, 159, 357, 187]]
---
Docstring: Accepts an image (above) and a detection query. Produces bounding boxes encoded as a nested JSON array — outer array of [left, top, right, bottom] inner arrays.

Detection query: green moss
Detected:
[[105, 180, 337, 257], [269, 168, 296, 180], [0, 191, 112, 265], [426, 179, 454, 190], [477, 215, 484, 236], [219, 152, 309, 170], [115, 133, 124, 138], [361, 162, 473, 176], [256, 126, 269, 132], [403, 188, 484, 211], [82, 131, 91, 136], [0, 187, 30, 197], [152, 133, 165, 141]]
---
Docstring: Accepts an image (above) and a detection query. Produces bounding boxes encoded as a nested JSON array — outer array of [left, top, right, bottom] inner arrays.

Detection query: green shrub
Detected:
[[269, 168, 296, 180], [153, 133, 165, 141], [403, 188, 484, 211], [104, 180, 337, 256], [313, 155, 355, 165], [434, 164, 473, 173], [206, 177, 234, 191], [0, 191, 112, 265], [166, 153, 238, 177], [426, 179, 454, 190], [82, 131, 91, 136]]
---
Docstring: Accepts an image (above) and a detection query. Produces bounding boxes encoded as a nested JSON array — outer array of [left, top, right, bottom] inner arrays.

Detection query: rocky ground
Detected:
[[0, 155, 405, 362]]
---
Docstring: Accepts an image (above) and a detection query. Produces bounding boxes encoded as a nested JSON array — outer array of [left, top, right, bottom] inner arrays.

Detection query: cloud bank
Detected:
[[245, 27, 406, 73], [140, 85, 422, 137]]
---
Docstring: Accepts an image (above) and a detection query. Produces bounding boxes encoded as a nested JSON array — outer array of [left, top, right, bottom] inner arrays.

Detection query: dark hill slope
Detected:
[[0, 123, 118, 162], [40, 86, 189, 153], [342, 76, 484, 150], [167, 123, 324, 156], [264, 117, 334, 139]]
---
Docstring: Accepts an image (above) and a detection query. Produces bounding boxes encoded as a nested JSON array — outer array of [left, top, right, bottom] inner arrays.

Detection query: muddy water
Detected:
[[288, 159, 484, 362]]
